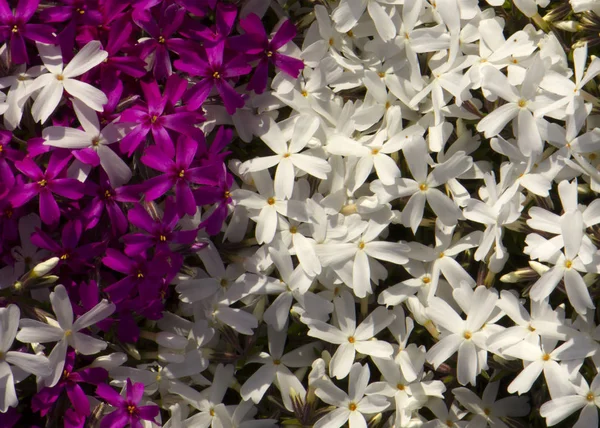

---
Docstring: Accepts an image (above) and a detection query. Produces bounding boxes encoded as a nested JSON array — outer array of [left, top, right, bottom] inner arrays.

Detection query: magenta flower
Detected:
[[102, 249, 161, 303], [119, 75, 205, 157], [235, 14, 304, 94], [12, 152, 85, 225], [32, 350, 108, 418], [181, 2, 237, 47], [30, 219, 104, 271], [0, 131, 22, 187], [0, 0, 56, 64], [141, 135, 218, 217], [196, 167, 234, 236], [175, 40, 252, 114], [133, 3, 193, 80], [123, 200, 197, 256], [96, 378, 159, 428], [82, 175, 137, 235]]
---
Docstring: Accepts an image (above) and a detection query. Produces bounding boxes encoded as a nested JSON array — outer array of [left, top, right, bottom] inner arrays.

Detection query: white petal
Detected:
[[63, 78, 108, 111], [457, 340, 478, 386], [0, 361, 17, 412], [72, 299, 115, 331], [507, 360, 543, 394], [402, 192, 427, 234], [240, 156, 281, 174], [290, 115, 319, 153], [263, 292, 293, 331], [426, 188, 461, 226], [97, 145, 132, 188], [16, 320, 64, 343], [0, 305, 19, 353], [330, 342, 356, 379], [71, 332, 107, 355], [72, 98, 100, 135], [364, 241, 409, 265], [5, 352, 50, 377], [291, 153, 331, 179], [373, 154, 400, 185], [31, 80, 63, 123], [63, 41, 108, 78], [476, 103, 519, 138], [540, 396, 587, 426], [564, 269, 595, 315], [561, 210, 584, 261], [240, 363, 277, 404], [426, 334, 462, 368], [274, 158, 295, 200], [256, 206, 278, 245], [529, 266, 564, 301], [368, 1, 395, 41], [314, 408, 350, 428], [352, 250, 371, 298], [426, 297, 464, 334], [42, 127, 90, 148], [354, 339, 393, 358], [354, 307, 395, 341]]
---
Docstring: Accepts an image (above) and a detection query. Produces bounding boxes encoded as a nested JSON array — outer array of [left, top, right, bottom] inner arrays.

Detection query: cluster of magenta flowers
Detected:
[[0, 0, 303, 426]]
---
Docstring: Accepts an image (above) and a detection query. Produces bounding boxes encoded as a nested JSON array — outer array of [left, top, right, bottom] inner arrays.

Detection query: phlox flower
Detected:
[[96, 378, 160, 428]]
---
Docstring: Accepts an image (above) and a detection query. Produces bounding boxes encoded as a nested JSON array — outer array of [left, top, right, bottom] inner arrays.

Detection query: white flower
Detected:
[[28, 42, 108, 124], [540, 372, 600, 427], [426, 286, 499, 386], [307, 290, 395, 379], [240, 115, 331, 199], [42, 99, 133, 187], [313, 362, 390, 428], [0, 305, 51, 413], [16, 284, 115, 387], [453, 381, 530, 427]]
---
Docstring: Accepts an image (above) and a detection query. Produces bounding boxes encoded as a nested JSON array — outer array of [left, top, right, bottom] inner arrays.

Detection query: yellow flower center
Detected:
[[564, 259, 573, 269], [213, 71, 221, 79], [11, 25, 18, 33], [158, 36, 165, 44], [422, 276, 431, 284], [419, 183, 428, 191], [542, 353, 551, 361], [267, 197, 275, 205], [517, 99, 527, 108], [290, 226, 297, 234], [301, 90, 308, 97], [266, 50, 273, 57], [127, 405, 136, 414], [348, 402, 357, 411], [150, 115, 158, 123], [397, 383, 405, 390], [178, 170, 185, 178], [348, 336, 355, 343], [56, 74, 64, 81], [358, 241, 365, 250], [38, 179, 47, 187], [463, 331, 472, 340], [159, 235, 167, 242], [587, 392, 595, 402]]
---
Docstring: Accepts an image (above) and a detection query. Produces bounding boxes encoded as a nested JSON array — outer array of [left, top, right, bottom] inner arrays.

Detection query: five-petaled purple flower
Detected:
[[96, 378, 159, 428]]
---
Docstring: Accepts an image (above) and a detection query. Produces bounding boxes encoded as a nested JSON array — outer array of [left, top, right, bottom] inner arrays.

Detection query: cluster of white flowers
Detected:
[[190, 0, 600, 427]]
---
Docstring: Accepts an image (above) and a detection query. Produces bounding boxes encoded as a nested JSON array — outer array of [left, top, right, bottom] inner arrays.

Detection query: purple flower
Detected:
[[32, 350, 108, 418], [0, 0, 56, 64], [123, 200, 197, 256], [0, 131, 22, 188], [12, 152, 85, 225], [181, 2, 237, 47], [119, 75, 205, 157], [141, 135, 218, 217], [102, 249, 161, 303], [82, 174, 138, 235], [175, 40, 251, 114], [195, 164, 233, 235], [133, 3, 194, 80], [96, 378, 159, 428], [30, 219, 104, 271], [236, 14, 304, 94]]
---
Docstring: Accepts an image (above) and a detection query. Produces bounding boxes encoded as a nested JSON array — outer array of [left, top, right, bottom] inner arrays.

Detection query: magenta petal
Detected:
[[123, 234, 153, 256], [215, 3, 237, 36], [66, 384, 90, 416], [153, 45, 172, 81], [49, 179, 85, 199], [240, 13, 267, 40], [39, 189, 60, 225], [15, 0, 40, 21], [77, 367, 108, 385], [205, 41, 224, 69], [141, 146, 174, 172], [99, 409, 128, 428], [108, 56, 147, 78], [270, 19, 297, 50], [175, 181, 196, 217], [151, 125, 175, 158], [102, 249, 135, 274], [175, 137, 197, 169], [106, 202, 128, 235], [138, 405, 159, 422], [144, 175, 174, 201], [22, 24, 56, 44], [247, 58, 269, 94], [10, 33, 28, 64], [0, 0, 12, 22], [127, 204, 154, 231], [273, 53, 304, 78], [161, 4, 185, 37], [182, 79, 213, 111], [15, 157, 44, 180], [127, 381, 145, 404], [61, 219, 82, 249], [10, 182, 38, 207], [163, 74, 187, 105], [73, 148, 101, 166], [215, 79, 245, 114]]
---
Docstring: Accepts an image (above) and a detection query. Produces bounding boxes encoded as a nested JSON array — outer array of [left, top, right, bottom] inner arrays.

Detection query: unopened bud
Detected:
[[554, 21, 581, 32], [31, 257, 59, 278]]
